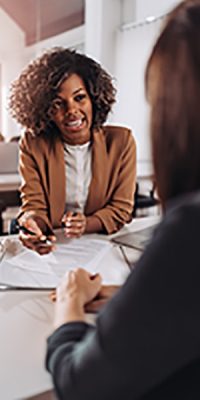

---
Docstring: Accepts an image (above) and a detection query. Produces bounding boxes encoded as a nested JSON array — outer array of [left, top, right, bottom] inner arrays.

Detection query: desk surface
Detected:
[[0, 173, 21, 191], [0, 215, 160, 400]]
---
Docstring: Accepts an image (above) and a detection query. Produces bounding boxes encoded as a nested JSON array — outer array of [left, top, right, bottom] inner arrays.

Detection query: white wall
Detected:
[[24, 25, 85, 66], [84, 0, 182, 163], [111, 0, 182, 162], [113, 20, 161, 161], [136, 0, 181, 20], [85, 0, 121, 74], [0, 0, 182, 160], [121, 0, 136, 24], [0, 8, 25, 139], [0, 5, 84, 139]]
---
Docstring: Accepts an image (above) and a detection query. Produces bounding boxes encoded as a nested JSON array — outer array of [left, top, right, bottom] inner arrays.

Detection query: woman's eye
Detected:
[[75, 94, 86, 102], [50, 99, 66, 114], [53, 99, 65, 109]]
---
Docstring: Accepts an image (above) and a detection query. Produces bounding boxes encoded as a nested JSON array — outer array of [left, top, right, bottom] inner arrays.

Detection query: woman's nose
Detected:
[[66, 99, 78, 114]]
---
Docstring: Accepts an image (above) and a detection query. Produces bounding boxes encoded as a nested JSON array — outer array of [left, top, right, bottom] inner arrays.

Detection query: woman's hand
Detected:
[[54, 268, 102, 329], [50, 284, 120, 313], [85, 285, 120, 313], [18, 216, 56, 255], [62, 211, 86, 238]]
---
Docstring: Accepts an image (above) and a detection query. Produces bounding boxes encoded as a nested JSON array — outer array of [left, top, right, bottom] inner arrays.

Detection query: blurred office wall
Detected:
[[0, 0, 181, 163]]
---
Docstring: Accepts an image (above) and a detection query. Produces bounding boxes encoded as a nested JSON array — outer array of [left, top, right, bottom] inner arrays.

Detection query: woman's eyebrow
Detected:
[[58, 87, 85, 97], [73, 87, 85, 95], [55, 95, 64, 100]]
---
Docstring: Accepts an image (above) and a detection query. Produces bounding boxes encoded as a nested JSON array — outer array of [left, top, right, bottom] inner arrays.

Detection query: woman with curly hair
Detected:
[[9, 47, 136, 254], [46, 1, 200, 399]]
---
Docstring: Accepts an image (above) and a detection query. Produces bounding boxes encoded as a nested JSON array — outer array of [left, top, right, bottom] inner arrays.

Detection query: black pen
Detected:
[[0, 283, 56, 292], [17, 225, 52, 246]]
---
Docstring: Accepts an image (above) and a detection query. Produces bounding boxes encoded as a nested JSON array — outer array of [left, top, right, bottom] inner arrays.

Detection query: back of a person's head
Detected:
[[146, 0, 200, 205]]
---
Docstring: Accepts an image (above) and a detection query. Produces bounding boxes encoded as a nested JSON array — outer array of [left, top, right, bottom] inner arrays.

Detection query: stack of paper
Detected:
[[0, 236, 112, 288]]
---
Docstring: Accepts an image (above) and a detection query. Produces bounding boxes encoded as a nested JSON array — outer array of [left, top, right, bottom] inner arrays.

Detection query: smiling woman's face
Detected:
[[51, 73, 93, 145]]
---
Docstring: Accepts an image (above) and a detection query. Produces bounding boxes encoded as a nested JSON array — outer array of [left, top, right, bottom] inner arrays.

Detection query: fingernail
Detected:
[[40, 235, 46, 241], [65, 222, 71, 227]]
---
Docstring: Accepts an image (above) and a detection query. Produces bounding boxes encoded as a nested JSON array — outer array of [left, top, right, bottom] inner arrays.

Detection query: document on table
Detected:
[[0, 236, 112, 288]]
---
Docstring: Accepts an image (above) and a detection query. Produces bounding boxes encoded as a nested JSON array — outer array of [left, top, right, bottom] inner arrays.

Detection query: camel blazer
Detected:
[[18, 125, 136, 234]]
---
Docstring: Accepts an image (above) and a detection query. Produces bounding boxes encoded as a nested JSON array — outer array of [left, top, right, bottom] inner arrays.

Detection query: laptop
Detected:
[[112, 223, 158, 251], [0, 142, 19, 174]]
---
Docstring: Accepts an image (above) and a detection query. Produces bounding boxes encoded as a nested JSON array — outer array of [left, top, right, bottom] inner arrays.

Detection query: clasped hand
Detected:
[[62, 211, 87, 238], [54, 268, 102, 328], [51, 268, 120, 320]]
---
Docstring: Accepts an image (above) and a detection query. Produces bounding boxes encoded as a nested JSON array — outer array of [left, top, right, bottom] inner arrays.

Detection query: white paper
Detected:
[[0, 237, 112, 287]]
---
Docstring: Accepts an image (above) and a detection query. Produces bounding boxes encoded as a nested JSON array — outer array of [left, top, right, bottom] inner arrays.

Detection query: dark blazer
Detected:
[[18, 125, 136, 234], [46, 191, 200, 400]]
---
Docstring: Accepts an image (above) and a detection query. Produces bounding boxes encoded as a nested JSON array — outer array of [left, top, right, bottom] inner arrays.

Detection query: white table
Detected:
[[0, 215, 160, 400]]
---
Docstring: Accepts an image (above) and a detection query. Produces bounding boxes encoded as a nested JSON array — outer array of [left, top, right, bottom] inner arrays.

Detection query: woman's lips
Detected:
[[65, 118, 82, 127], [64, 117, 85, 131]]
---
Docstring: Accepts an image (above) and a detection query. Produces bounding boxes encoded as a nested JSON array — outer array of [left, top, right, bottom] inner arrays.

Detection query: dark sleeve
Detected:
[[46, 204, 200, 400]]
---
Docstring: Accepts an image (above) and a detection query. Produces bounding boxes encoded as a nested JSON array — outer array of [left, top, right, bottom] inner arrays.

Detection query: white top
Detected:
[[63, 141, 92, 213]]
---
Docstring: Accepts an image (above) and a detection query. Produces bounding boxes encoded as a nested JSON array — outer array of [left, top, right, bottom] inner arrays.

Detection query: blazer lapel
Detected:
[[49, 140, 66, 225], [85, 128, 108, 214]]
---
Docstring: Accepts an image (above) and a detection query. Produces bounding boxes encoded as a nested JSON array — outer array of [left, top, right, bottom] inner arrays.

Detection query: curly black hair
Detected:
[[9, 47, 116, 137]]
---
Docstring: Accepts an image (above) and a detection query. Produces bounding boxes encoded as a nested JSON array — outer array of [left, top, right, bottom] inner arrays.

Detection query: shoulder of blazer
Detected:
[[20, 130, 62, 156], [102, 124, 131, 136], [101, 125, 136, 148]]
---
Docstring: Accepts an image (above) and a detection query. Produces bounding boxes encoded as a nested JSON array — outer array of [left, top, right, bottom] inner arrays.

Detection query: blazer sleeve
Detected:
[[94, 130, 136, 234], [46, 203, 200, 400], [18, 133, 53, 232]]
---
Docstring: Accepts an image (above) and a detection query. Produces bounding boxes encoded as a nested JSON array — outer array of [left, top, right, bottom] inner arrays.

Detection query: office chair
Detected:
[[133, 181, 160, 217]]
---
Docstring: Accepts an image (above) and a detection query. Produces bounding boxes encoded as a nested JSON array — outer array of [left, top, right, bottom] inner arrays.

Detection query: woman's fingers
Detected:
[[20, 235, 55, 254], [50, 282, 118, 312], [85, 285, 120, 312], [19, 217, 43, 237], [48, 235, 56, 242], [85, 298, 108, 313], [97, 285, 120, 299], [62, 212, 86, 237], [55, 269, 102, 307], [51, 269, 102, 328], [18, 217, 56, 254], [49, 292, 107, 312]]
